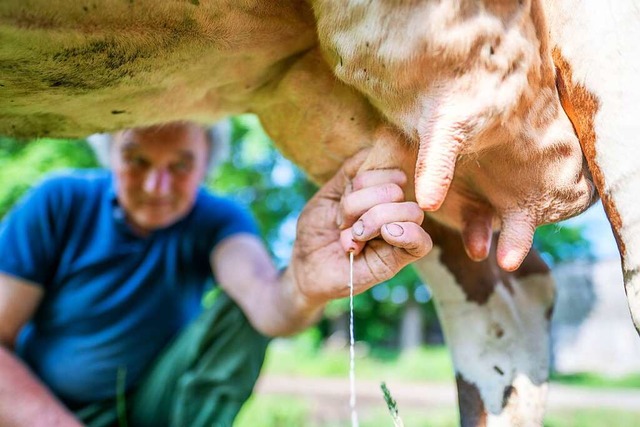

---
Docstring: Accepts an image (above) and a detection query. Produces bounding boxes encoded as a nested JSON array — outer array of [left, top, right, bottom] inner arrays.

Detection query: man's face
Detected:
[[111, 123, 209, 234]]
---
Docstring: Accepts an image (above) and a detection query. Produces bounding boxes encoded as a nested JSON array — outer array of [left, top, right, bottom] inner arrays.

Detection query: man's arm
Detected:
[[210, 234, 322, 336], [0, 273, 82, 427], [211, 152, 432, 337]]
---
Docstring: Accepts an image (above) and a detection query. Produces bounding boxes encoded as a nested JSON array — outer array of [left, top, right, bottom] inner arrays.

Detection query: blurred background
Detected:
[[2, 115, 639, 426]]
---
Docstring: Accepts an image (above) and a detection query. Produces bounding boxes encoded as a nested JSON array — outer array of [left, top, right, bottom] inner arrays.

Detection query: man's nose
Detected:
[[143, 169, 171, 195]]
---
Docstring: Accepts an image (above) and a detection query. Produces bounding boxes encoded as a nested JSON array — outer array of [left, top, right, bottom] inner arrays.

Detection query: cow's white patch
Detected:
[[626, 270, 640, 331], [413, 249, 551, 423], [486, 374, 548, 427]]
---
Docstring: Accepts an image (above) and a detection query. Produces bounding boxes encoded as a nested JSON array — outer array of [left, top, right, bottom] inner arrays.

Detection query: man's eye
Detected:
[[124, 156, 149, 169], [170, 162, 192, 174]]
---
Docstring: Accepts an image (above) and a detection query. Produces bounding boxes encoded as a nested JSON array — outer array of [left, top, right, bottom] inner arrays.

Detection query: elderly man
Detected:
[[0, 121, 431, 427]]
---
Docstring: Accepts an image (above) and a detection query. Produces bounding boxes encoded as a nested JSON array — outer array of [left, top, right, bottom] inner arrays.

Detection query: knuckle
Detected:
[[364, 205, 385, 226], [339, 207, 357, 228], [351, 174, 366, 191], [403, 225, 432, 253], [379, 183, 404, 202], [407, 202, 425, 222], [340, 194, 356, 216], [391, 169, 408, 187]]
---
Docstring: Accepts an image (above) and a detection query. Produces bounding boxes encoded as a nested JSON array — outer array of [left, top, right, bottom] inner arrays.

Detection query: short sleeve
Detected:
[[189, 192, 260, 256], [211, 198, 260, 245], [0, 177, 69, 287]]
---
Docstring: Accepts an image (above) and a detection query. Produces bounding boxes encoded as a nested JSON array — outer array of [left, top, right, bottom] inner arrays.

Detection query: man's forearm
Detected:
[[267, 265, 326, 336], [212, 235, 327, 338], [0, 346, 82, 427], [229, 264, 325, 338]]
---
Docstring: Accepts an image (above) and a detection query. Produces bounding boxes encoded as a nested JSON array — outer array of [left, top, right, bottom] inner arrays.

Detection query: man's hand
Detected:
[[214, 150, 431, 337], [290, 150, 432, 307]]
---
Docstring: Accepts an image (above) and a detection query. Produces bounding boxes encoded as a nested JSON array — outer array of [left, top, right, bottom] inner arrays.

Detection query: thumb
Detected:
[[353, 222, 432, 286], [380, 222, 433, 260]]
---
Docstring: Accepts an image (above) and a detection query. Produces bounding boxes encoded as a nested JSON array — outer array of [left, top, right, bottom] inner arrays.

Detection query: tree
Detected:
[[207, 115, 317, 264], [533, 223, 593, 266], [0, 136, 98, 218]]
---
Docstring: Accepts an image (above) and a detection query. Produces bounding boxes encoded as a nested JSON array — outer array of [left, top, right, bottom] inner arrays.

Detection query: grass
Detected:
[[238, 337, 640, 425], [263, 339, 455, 383], [237, 396, 640, 427], [550, 371, 640, 389], [235, 396, 460, 427], [544, 410, 640, 427], [235, 396, 310, 426]]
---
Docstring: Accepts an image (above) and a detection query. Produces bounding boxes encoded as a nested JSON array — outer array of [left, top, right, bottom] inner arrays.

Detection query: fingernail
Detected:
[[385, 223, 404, 237], [353, 220, 364, 236]]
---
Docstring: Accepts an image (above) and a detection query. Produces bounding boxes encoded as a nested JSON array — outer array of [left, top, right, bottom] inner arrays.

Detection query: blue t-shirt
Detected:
[[0, 170, 258, 405]]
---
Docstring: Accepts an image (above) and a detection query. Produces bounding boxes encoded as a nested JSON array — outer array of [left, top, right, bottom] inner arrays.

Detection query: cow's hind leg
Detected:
[[412, 219, 553, 426]]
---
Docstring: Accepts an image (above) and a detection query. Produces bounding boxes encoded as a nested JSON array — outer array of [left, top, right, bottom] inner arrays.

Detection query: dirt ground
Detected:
[[254, 374, 640, 423]]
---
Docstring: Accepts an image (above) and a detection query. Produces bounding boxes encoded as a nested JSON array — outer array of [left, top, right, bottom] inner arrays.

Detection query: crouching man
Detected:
[[0, 121, 431, 426]]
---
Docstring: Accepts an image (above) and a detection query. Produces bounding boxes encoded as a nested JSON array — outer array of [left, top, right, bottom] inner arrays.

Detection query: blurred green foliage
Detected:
[[0, 136, 98, 218], [534, 223, 593, 265], [206, 115, 317, 265]]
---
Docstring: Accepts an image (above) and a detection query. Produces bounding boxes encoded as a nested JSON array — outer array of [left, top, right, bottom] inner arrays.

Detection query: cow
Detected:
[[0, 0, 637, 425]]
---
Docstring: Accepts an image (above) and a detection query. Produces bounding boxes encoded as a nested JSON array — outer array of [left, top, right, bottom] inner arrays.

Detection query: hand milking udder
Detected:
[[346, 117, 594, 272], [334, 149, 429, 262], [311, 0, 595, 271]]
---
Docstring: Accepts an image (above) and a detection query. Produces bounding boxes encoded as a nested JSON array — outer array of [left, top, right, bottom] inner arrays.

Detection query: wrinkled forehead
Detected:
[[114, 123, 208, 151]]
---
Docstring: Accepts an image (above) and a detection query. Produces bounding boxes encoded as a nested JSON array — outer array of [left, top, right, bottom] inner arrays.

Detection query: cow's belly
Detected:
[[0, 0, 316, 138]]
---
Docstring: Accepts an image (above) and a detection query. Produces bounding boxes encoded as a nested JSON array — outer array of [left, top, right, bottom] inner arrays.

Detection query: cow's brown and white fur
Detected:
[[545, 0, 640, 334], [1, 0, 638, 425]]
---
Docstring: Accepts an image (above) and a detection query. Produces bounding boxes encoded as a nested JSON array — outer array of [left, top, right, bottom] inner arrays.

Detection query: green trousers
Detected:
[[73, 291, 270, 427]]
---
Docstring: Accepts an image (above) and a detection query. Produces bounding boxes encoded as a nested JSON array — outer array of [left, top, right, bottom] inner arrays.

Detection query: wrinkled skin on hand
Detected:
[[290, 150, 432, 305], [313, 0, 596, 270]]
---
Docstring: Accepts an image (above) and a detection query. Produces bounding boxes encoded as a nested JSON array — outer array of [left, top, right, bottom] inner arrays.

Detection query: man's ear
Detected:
[[86, 133, 114, 169], [205, 120, 232, 177]]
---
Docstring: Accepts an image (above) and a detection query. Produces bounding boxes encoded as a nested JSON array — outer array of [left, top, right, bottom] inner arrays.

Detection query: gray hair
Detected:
[[86, 120, 231, 175]]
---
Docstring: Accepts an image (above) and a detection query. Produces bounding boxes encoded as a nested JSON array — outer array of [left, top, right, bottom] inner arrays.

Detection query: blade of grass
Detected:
[[117, 367, 128, 427], [381, 382, 404, 427]]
